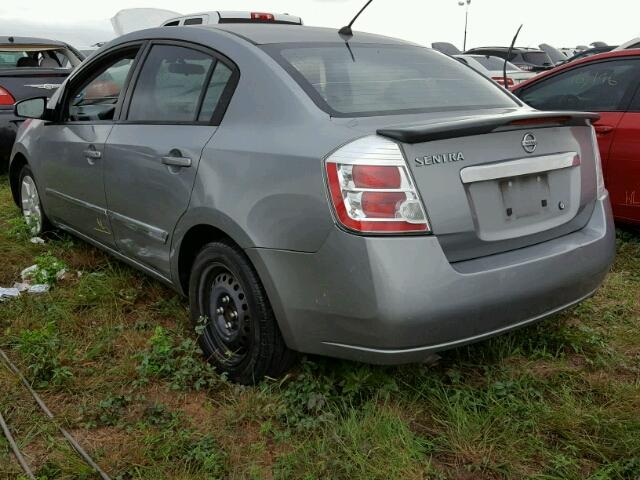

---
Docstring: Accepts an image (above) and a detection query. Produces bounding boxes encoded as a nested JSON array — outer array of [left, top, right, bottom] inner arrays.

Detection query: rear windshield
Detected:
[[472, 55, 520, 72], [521, 51, 553, 66], [0, 47, 80, 70], [264, 43, 518, 117]]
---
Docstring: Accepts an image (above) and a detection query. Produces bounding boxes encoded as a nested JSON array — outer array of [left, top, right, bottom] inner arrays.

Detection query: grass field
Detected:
[[0, 175, 639, 480]]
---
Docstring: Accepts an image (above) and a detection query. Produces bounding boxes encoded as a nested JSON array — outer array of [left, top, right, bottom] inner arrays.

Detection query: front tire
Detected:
[[189, 241, 296, 384], [18, 165, 49, 236]]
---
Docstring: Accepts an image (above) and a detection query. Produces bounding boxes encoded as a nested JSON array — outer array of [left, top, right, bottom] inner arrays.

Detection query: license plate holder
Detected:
[[500, 173, 551, 220]]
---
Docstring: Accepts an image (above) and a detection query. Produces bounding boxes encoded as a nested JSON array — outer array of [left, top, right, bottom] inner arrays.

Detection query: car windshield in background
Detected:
[[0, 48, 78, 69], [265, 43, 517, 117], [472, 55, 520, 72]]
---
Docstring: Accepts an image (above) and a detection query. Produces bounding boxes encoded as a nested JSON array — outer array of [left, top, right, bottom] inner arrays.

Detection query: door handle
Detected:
[[594, 125, 614, 135], [83, 146, 102, 165], [161, 155, 192, 168]]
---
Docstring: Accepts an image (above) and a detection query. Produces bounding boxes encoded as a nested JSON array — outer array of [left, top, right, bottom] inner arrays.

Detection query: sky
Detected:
[[0, 0, 638, 49]]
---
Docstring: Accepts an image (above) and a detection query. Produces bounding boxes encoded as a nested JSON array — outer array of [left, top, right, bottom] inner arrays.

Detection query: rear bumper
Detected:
[[246, 196, 615, 364], [0, 108, 19, 170]]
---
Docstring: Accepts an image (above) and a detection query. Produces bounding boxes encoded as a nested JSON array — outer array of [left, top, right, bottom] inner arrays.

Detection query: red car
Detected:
[[512, 50, 640, 225]]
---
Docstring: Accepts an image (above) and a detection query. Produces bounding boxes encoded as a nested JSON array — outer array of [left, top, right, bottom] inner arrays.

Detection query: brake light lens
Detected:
[[591, 126, 606, 198], [325, 136, 430, 234], [492, 76, 514, 88], [251, 12, 275, 21], [0, 86, 15, 106]]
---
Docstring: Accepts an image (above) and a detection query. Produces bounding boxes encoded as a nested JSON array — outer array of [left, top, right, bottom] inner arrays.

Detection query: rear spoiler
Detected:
[[377, 111, 600, 144]]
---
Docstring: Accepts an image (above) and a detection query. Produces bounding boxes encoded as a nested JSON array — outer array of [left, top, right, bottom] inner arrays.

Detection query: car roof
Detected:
[[199, 24, 414, 46], [0, 36, 69, 47], [512, 49, 640, 91]]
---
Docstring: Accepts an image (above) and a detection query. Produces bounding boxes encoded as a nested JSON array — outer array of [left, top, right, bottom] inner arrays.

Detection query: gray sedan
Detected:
[[9, 22, 615, 384]]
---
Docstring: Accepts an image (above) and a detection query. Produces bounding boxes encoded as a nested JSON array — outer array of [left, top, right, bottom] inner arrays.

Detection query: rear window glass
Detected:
[[0, 48, 76, 69], [472, 56, 520, 72], [522, 52, 553, 66], [265, 44, 517, 117]]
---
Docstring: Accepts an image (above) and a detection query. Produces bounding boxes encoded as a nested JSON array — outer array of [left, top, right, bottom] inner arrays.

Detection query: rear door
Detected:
[[516, 58, 640, 176], [606, 85, 640, 222], [104, 42, 237, 276], [37, 46, 141, 246]]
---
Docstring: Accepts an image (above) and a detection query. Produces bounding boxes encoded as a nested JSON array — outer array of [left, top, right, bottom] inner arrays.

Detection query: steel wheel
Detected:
[[201, 265, 254, 368], [20, 174, 42, 235]]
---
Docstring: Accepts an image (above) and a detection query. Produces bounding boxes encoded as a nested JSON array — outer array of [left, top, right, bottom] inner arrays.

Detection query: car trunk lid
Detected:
[[0, 69, 69, 102], [376, 110, 600, 262]]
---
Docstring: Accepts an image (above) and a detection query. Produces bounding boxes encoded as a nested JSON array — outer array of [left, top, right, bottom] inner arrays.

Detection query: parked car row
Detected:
[[5, 13, 618, 382]]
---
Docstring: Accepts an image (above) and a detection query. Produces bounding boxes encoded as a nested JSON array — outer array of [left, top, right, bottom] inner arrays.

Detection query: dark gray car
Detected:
[[9, 23, 615, 384]]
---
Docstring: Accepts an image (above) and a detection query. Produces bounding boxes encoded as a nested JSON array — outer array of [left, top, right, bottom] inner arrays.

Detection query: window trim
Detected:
[[262, 42, 521, 118], [119, 39, 240, 126], [54, 41, 146, 125], [518, 57, 640, 113]]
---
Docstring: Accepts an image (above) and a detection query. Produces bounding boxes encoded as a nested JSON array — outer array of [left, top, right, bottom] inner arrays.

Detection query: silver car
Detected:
[[9, 22, 615, 384]]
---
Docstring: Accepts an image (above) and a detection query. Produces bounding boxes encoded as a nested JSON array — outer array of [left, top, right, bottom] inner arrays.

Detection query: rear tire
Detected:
[[18, 165, 49, 237], [189, 241, 297, 384]]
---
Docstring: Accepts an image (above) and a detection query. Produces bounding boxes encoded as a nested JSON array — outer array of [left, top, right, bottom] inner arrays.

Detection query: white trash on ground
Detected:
[[0, 288, 21, 302]]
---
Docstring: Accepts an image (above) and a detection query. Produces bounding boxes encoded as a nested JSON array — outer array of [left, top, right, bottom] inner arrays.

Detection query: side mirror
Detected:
[[14, 97, 48, 119]]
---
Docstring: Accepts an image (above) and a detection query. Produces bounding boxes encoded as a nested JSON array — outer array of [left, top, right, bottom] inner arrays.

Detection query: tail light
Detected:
[[591, 127, 606, 198], [325, 136, 430, 234], [251, 12, 275, 21], [492, 76, 514, 88], [0, 86, 15, 106]]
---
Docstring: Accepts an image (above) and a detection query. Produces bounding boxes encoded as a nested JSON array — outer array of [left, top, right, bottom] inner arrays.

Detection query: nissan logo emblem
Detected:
[[522, 133, 537, 154]]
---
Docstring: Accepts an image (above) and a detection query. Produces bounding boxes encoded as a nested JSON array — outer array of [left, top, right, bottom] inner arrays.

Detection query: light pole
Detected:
[[458, 0, 471, 51]]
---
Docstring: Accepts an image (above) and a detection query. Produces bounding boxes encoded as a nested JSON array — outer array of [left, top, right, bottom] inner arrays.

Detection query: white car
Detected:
[[161, 11, 303, 27], [455, 54, 536, 87], [614, 37, 640, 51]]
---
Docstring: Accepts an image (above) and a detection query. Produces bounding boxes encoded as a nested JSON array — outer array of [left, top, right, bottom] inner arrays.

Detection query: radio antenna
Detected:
[[339, 0, 374, 37], [503, 24, 523, 90]]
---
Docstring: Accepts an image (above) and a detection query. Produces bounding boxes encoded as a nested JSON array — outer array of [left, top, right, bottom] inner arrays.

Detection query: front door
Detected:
[[39, 47, 140, 246], [104, 42, 235, 276]]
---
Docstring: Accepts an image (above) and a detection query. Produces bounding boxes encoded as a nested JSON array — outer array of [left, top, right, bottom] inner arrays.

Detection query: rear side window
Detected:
[[519, 59, 640, 112], [128, 45, 214, 123], [164, 21, 179, 26], [198, 62, 233, 121], [184, 17, 203, 25], [266, 44, 517, 117]]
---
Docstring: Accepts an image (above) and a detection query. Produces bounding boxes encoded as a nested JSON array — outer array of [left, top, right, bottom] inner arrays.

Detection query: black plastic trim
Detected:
[[377, 111, 600, 144]]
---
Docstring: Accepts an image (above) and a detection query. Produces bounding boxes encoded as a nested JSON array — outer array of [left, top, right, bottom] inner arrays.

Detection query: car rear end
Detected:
[[0, 40, 81, 169], [255, 41, 615, 363]]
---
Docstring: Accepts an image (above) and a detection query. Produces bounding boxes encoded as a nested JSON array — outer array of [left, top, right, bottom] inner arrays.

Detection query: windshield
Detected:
[[265, 43, 518, 117], [0, 47, 80, 70], [471, 55, 521, 72]]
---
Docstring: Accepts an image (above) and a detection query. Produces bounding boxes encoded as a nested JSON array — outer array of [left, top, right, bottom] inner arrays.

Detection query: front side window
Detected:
[[519, 59, 640, 112], [265, 43, 517, 117], [184, 17, 203, 25], [127, 45, 216, 123], [66, 50, 137, 122]]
